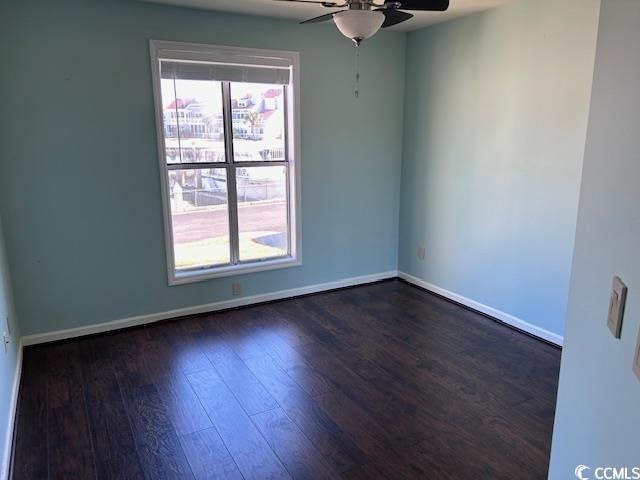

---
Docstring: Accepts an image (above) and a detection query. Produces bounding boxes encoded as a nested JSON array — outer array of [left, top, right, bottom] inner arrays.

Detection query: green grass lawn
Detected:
[[175, 232, 285, 269]]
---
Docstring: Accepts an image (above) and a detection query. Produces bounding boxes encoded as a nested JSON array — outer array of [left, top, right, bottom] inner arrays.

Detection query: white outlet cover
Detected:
[[607, 276, 627, 338]]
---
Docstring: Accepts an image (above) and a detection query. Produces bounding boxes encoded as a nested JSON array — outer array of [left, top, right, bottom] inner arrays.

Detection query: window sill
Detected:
[[169, 256, 301, 286]]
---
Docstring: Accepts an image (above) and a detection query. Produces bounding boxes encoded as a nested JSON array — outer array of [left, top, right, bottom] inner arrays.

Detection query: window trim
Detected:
[[149, 40, 302, 286]]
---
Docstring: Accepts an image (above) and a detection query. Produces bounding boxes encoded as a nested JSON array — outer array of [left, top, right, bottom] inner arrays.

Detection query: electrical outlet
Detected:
[[232, 282, 241, 296], [607, 276, 627, 338], [417, 245, 426, 260], [2, 333, 9, 353]]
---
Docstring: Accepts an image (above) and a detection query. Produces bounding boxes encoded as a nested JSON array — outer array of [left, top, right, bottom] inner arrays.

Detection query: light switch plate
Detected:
[[607, 276, 627, 338], [634, 327, 640, 382]]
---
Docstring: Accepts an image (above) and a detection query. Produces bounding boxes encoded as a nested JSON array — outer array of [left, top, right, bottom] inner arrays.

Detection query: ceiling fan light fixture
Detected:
[[333, 10, 385, 45]]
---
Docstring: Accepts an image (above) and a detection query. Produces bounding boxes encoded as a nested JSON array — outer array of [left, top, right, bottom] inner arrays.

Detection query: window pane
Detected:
[[230, 83, 286, 162], [237, 166, 288, 261], [160, 76, 225, 164], [169, 168, 230, 270]]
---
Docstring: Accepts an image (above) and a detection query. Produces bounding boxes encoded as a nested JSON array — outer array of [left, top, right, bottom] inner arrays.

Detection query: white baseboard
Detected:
[[398, 271, 564, 346], [21, 268, 562, 347], [21, 271, 398, 346], [2, 339, 23, 480]]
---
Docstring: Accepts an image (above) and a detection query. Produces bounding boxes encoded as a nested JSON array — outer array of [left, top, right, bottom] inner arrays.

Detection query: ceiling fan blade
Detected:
[[274, 0, 340, 6], [300, 11, 339, 24], [393, 0, 449, 11], [377, 8, 413, 28]]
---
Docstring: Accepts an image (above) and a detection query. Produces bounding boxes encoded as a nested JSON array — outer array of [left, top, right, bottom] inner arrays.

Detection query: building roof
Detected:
[[262, 88, 282, 99], [165, 98, 196, 109]]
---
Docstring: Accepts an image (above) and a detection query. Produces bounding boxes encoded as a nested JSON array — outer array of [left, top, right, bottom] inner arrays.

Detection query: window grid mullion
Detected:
[[167, 161, 286, 170], [167, 162, 229, 170], [232, 161, 287, 168], [173, 76, 183, 164], [222, 81, 240, 265]]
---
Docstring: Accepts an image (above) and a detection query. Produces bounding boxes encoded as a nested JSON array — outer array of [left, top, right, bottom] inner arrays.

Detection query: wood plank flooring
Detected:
[[10, 279, 561, 479]]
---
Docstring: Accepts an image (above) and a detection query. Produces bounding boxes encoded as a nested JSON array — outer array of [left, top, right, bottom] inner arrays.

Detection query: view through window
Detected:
[[151, 42, 299, 283]]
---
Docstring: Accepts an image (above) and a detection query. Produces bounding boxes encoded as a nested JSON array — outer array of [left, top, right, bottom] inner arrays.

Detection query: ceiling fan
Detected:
[[274, 0, 450, 45]]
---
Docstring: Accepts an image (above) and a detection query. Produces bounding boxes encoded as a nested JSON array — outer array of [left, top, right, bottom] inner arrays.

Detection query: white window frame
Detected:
[[149, 40, 302, 286]]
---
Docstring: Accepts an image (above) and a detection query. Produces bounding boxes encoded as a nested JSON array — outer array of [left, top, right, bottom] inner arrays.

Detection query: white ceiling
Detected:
[[141, 0, 513, 31]]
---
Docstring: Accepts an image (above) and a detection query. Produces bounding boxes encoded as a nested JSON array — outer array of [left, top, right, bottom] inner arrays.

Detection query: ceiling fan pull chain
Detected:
[[354, 45, 360, 99]]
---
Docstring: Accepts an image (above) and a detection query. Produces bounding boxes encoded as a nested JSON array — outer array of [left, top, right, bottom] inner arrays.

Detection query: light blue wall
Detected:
[[0, 0, 405, 336], [0, 218, 21, 479], [549, 0, 640, 475], [397, 0, 600, 337]]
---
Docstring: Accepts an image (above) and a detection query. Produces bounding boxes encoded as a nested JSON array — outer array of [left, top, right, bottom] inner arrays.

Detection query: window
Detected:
[[150, 41, 301, 285]]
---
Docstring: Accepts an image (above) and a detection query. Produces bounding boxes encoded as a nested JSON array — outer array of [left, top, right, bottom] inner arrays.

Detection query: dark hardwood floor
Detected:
[[10, 279, 561, 480]]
